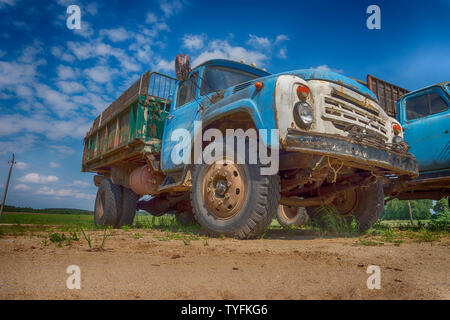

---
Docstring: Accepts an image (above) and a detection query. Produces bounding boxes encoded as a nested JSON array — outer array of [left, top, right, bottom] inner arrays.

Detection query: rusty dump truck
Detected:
[[82, 55, 418, 239]]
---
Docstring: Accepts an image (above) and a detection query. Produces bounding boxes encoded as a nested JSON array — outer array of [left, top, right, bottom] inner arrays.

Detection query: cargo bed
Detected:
[[82, 71, 176, 173]]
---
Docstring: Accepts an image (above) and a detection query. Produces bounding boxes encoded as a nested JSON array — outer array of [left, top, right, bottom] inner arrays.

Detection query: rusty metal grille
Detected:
[[323, 95, 388, 141]]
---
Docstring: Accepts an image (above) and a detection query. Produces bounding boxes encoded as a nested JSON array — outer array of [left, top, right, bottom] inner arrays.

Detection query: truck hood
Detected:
[[284, 69, 379, 102]]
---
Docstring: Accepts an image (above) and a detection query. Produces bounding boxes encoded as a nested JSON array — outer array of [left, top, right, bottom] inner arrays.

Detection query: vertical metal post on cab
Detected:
[[0, 154, 16, 222]]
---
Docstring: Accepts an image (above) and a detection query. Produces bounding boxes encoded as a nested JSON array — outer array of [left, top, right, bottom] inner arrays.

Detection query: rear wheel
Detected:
[[306, 180, 384, 232], [116, 187, 139, 228], [94, 178, 122, 227], [277, 205, 309, 227]]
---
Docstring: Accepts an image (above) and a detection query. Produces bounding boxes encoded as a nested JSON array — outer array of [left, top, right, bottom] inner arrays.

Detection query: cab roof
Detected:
[[193, 59, 271, 78]]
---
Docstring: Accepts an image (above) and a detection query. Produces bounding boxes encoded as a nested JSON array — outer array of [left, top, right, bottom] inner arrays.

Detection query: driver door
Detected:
[[161, 72, 200, 173]]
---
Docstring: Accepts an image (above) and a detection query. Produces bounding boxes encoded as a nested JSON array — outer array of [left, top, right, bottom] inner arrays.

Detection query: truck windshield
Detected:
[[200, 66, 259, 96]]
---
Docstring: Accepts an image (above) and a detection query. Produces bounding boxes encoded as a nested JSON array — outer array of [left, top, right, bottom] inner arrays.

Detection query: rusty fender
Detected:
[[284, 128, 418, 177]]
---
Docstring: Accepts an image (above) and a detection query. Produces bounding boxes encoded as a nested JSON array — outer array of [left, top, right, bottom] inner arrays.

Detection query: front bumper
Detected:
[[284, 129, 418, 177]]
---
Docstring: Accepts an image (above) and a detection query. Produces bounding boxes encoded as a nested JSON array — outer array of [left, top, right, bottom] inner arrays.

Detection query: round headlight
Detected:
[[293, 102, 314, 129], [393, 135, 403, 144]]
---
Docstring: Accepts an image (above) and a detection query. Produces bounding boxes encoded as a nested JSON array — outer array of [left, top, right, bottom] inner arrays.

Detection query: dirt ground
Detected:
[[0, 228, 449, 300]]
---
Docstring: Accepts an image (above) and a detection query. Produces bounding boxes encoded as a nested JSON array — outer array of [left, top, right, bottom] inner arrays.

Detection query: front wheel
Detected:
[[190, 138, 280, 239]]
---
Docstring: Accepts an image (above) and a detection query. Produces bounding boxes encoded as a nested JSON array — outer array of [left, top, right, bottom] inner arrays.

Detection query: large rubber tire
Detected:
[[190, 137, 280, 239], [94, 178, 122, 227], [277, 205, 309, 227], [306, 180, 384, 232], [116, 187, 139, 228]]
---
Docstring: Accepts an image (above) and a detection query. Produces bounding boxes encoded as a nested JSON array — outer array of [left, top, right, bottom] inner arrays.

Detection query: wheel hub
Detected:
[[202, 160, 247, 219], [332, 188, 359, 215]]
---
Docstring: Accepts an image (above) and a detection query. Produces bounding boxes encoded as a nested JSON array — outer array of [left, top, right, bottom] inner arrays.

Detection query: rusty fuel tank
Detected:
[[129, 165, 165, 195]]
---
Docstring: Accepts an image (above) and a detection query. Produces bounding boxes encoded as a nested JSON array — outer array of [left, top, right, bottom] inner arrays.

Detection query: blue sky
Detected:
[[0, 0, 449, 210]]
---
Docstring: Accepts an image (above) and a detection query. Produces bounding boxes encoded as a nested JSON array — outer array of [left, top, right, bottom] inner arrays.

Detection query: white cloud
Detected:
[[56, 65, 77, 80], [0, 61, 37, 92], [278, 47, 287, 59], [68, 40, 140, 72], [19, 173, 59, 184], [50, 145, 76, 155], [146, 12, 158, 24], [0, 0, 16, 8], [51, 46, 75, 63], [0, 134, 38, 155], [182, 34, 204, 51], [56, 81, 86, 94], [154, 58, 172, 72], [192, 39, 269, 68], [275, 34, 289, 44], [33, 83, 78, 116], [50, 162, 61, 168], [85, 2, 98, 15], [0, 114, 90, 140], [247, 35, 271, 49], [159, 0, 183, 17], [18, 40, 45, 64], [73, 20, 94, 38], [85, 65, 117, 83], [15, 162, 29, 170], [35, 186, 95, 199], [14, 184, 29, 191], [313, 65, 344, 74], [101, 27, 130, 42], [73, 180, 90, 187]]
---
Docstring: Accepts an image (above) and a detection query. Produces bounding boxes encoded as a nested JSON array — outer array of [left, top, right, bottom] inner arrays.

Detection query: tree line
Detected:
[[382, 198, 449, 220], [3, 205, 92, 215]]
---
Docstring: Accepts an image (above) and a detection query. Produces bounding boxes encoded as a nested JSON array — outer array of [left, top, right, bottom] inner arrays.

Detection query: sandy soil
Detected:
[[0, 228, 449, 300]]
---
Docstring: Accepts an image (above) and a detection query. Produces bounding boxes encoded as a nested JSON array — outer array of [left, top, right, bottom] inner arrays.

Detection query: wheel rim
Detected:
[[280, 205, 298, 221], [202, 159, 248, 220], [96, 190, 105, 219], [331, 188, 359, 215]]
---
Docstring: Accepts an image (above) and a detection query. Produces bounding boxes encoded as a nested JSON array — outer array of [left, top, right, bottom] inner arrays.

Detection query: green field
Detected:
[[1, 212, 94, 226]]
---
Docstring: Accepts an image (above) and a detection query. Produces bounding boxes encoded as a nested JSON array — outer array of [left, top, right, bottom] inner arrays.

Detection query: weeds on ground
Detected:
[[134, 215, 201, 234], [121, 225, 131, 232], [79, 226, 112, 250], [308, 205, 359, 236], [153, 229, 199, 243], [359, 217, 448, 246]]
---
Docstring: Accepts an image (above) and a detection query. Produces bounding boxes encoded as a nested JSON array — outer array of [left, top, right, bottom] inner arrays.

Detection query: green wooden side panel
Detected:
[[82, 94, 171, 171]]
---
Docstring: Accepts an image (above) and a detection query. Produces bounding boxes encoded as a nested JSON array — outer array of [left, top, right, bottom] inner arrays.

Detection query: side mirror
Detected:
[[175, 54, 191, 81]]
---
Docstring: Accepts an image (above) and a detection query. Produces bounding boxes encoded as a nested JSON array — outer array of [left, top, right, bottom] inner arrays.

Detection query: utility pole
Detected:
[[0, 154, 15, 222], [407, 200, 415, 226]]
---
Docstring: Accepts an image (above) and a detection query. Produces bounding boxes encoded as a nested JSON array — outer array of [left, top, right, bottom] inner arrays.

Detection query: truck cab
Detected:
[[391, 82, 450, 200], [365, 76, 449, 201], [399, 82, 450, 172]]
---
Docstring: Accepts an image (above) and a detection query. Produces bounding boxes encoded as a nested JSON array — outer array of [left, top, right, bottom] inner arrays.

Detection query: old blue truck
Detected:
[[364, 76, 450, 202], [82, 55, 418, 238]]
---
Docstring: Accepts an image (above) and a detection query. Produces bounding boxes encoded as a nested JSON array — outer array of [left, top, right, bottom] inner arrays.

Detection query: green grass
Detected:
[[1, 212, 94, 226], [1, 210, 448, 244]]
